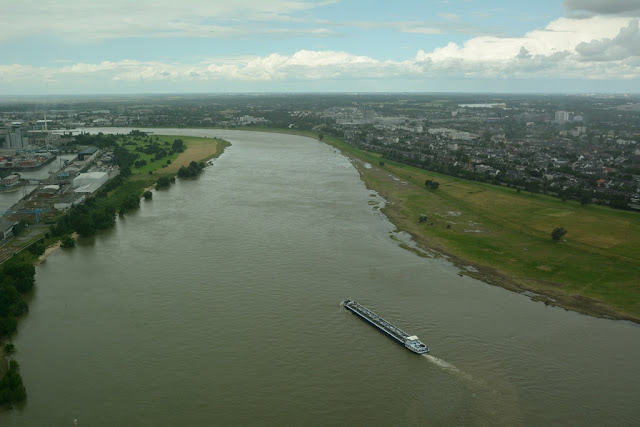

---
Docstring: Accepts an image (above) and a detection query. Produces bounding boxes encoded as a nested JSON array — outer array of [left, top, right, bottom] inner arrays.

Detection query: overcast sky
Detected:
[[1, 0, 639, 95]]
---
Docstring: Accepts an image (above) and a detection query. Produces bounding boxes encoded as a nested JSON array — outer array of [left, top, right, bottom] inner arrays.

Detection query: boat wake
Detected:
[[423, 355, 523, 422], [422, 354, 473, 382]]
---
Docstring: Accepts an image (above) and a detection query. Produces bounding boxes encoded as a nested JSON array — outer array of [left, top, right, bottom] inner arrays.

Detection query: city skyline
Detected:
[[1, 0, 639, 95]]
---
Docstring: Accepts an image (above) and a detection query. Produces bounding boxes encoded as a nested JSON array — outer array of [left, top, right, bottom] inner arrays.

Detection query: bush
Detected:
[[156, 176, 173, 188], [0, 360, 27, 405], [551, 227, 567, 241], [177, 161, 205, 179], [27, 241, 45, 256], [60, 235, 75, 248]]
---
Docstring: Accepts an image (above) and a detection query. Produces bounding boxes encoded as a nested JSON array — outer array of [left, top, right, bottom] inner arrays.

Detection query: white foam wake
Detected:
[[423, 354, 473, 382]]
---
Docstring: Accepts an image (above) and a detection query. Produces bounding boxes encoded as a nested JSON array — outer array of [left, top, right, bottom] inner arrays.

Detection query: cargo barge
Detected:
[[342, 300, 429, 354]]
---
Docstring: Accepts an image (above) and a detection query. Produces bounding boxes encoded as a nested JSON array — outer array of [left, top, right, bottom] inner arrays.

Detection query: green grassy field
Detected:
[[118, 134, 226, 179], [93, 134, 227, 201], [316, 133, 640, 321]]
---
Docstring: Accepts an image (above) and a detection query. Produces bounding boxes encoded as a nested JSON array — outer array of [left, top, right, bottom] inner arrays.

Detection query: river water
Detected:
[[2, 129, 639, 425]]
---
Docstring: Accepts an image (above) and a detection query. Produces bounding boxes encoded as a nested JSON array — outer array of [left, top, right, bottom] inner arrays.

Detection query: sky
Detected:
[[1, 0, 640, 95]]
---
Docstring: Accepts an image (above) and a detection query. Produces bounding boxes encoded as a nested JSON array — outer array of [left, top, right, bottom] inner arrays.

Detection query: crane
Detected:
[[1, 208, 53, 223]]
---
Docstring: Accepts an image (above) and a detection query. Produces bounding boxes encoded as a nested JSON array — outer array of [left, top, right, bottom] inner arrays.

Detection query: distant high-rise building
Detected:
[[555, 111, 570, 122], [363, 108, 375, 122]]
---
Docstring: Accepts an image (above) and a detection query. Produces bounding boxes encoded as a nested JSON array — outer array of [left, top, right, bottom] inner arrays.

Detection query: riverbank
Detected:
[[351, 158, 638, 321], [267, 129, 640, 323], [30, 126, 638, 322], [35, 233, 79, 265]]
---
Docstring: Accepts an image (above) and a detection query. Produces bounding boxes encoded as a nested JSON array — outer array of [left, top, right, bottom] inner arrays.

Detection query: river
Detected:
[[2, 129, 639, 425]]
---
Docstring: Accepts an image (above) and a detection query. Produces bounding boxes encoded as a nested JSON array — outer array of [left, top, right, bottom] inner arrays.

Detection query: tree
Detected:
[[0, 359, 27, 405], [177, 161, 205, 179], [27, 241, 45, 256], [156, 176, 172, 188], [11, 220, 26, 237], [580, 193, 592, 205], [60, 235, 75, 248], [551, 227, 567, 242], [74, 215, 95, 237], [425, 180, 440, 190], [2, 257, 35, 294], [143, 191, 153, 200], [91, 209, 115, 230], [172, 139, 185, 152], [119, 193, 141, 215]]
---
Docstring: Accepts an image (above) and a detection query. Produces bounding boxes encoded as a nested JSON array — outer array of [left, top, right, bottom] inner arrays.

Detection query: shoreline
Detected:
[[35, 233, 79, 265], [31, 135, 229, 267], [27, 127, 637, 323], [314, 133, 640, 324]]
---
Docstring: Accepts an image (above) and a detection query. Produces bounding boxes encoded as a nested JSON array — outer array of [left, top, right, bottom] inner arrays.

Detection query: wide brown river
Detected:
[[2, 129, 639, 425]]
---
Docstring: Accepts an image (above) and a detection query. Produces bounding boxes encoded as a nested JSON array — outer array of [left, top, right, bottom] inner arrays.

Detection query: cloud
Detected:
[[516, 47, 532, 60], [564, 0, 640, 17], [1, 12, 639, 93], [437, 13, 461, 21], [0, 1, 515, 45], [411, 14, 640, 82], [0, 0, 338, 42], [340, 19, 510, 37], [417, 16, 631, 63], [576, 19, 640, 61], [0, 50, 384, 89]]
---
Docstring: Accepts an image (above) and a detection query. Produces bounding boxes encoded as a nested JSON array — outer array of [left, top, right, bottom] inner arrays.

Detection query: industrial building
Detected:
[[77, 146, 99, 162], [1, 174, 20, 187], [72, 171, 108, 194], [0, 124, 29, 149]]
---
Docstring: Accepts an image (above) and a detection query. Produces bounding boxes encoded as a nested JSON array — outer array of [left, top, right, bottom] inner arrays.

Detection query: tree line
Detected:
[[0, 254, 34, 406]]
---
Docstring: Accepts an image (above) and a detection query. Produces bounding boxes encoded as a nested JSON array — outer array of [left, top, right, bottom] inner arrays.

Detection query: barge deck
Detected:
[[342, 300, 429, 354]]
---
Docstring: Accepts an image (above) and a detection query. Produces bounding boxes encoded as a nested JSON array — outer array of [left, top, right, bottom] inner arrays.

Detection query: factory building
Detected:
[[72, 171, 108, 194]]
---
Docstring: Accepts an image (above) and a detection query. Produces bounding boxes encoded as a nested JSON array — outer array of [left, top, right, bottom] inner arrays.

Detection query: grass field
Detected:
[[313, 132, 640, 322], [120, 134, 228, 181]]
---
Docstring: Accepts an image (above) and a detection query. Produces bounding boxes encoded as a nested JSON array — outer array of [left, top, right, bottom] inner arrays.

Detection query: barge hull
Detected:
[[342, 300, 428, 354]]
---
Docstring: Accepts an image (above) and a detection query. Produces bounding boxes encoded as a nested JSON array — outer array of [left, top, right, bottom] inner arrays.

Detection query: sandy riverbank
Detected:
[[35, 233, 79, 265]]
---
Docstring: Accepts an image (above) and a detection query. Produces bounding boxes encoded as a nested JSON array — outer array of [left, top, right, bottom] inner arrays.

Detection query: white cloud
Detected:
[[412, 15, 640, 80], [576, 19, 640, 61], [0, 50, 383, 88], [417, 16, 630, 62], [0, 0, 338, 42], [437, 13, 461, 21], [1, 12, 639, 93], [0, 1, 513, 44]]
